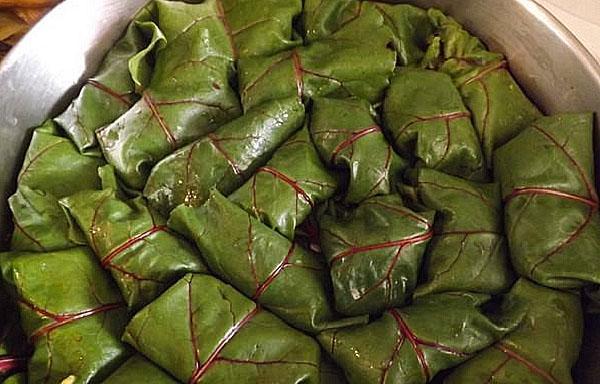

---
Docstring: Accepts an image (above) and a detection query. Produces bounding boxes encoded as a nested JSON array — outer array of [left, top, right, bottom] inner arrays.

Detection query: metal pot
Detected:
[[0, 0, 598, 381]]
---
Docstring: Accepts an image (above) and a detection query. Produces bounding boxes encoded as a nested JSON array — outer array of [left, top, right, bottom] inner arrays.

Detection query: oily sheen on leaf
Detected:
[[123, 274, 321, 384], [310, 97, 407, 204], [405, 168, 515, 297], [303, 0, 433, 66], [229, 126, 338, 239], [318, 293, 524, 384], [98, 0, 242, 189], [383, 68, 486, 181], [238, 30, 396, 110], [9, 121, 104, 252], [446, 279, 583, 384], [60, 179, 207, 311], [144, 97, 305, 215], [320, 195, 434, 316], [169, 190, 366, 333], [1, 247, 130, 384], [55, 4, 162, 153], [424, 9, 541, 167], [495, 113, 600, 288]]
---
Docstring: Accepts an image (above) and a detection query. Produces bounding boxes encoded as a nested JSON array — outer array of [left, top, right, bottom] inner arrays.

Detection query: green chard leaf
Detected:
[[102, 355, 179, 384], [425, 9, 541, 167], [495, 113, 600, 289], [220, 0, 303, 58], [60, 171, 207, 311], [320, 195, 434, 316], [144, 97, 305, 216], [0, 247, 130, 384], [169, 190, 366, 333], [303, 0, 432, 66], [229, 126, 338, 240], [98, 0, 242, 190], [238, 26, 396, 111], [404, 168, 515, 297], [383, 67, 486, 181], [318, 293, 524, 384], [9, 121, 104, 252], [446, 279, 583, 384], [123, 274, 321, 384], [55, 3, 160, 153], [310, 97, 407, 204]]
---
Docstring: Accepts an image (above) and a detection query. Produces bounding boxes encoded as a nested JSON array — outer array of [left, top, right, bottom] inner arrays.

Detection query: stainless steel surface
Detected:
[[1, 0, 600, 381], [0, 0, 148, 241]]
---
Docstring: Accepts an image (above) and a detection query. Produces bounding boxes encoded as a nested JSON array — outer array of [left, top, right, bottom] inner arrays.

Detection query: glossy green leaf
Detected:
[[238, 30, 396, 110], [495, 114, 600, 289], [9, 186, 82, 252], [221, 0, 303, 58], [9, 121, 104, 252], [144, 97, 305, 216], [424, 9, 541, 166], [320, 195, 434, 316], [123, 274, 321, 384], [169, 189, 366, 333], [60, 180, 207, 311], [98, 0, 242, 190], [404, 168, 515, 297], [102, 355, 179, 384], [1, 247, 130, 384], [303, 0, 432, 66], [383, 68, 486, 181], [128, 21, 167, 93], [310, 97, 407, 204], [446, 279, 583, 384], [318, 293, 524, 384], [15, 121, 104, 198], [55, 4, 158, 153], [229, 126, 338, 239]]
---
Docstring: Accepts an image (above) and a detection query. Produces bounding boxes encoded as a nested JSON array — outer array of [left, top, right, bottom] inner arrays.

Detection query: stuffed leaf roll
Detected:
[[318, 293, 524, 384], [310, 97, 407, 204], [123, 274, 320, 384], [404, 168, 514, 297], [169, 190, 365, 333], [446, 279, 583, 384], [495, 113, 600, 288], [144, 97, 305, 215], [61, 170, 207, 310], [320, 195, 434, 316], [229, 126, 337, 239], [383, 68, 486, 181], [98, 0, 242, 189], [9, 121, 104, 252], [0, 247, 130, 384]]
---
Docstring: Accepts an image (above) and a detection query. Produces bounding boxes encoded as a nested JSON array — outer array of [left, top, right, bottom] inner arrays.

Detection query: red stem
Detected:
[[495, 343, 559, 384], [143, 93, 178, 150], [504, 187, 598, 208], [330, 230, 433, 265], [189, 307, 260, 383], [330, 125, 381, 164], [257, 167, 314, 207], [19, 300, 123, 341], [101, 225, 168, 267], [87, 79, 133, 107], [0, 356, 27, 376], [253, 243, 296, 300]]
